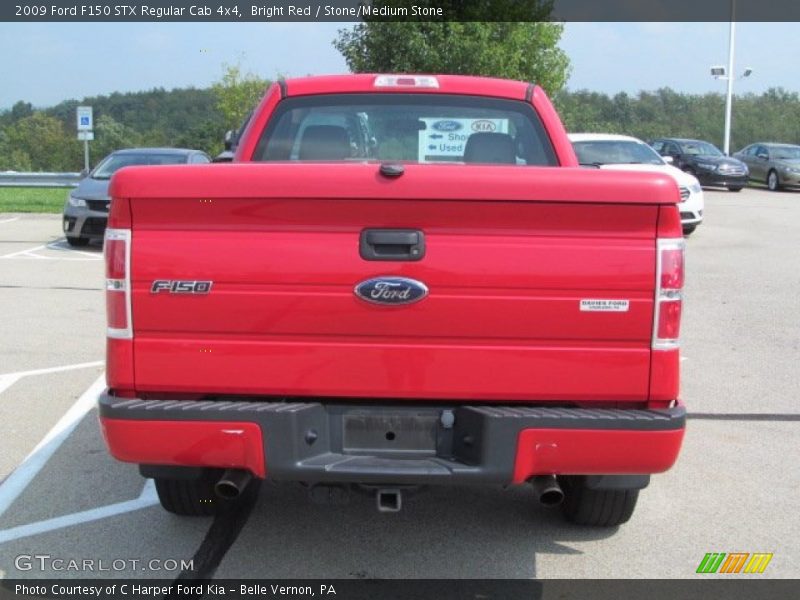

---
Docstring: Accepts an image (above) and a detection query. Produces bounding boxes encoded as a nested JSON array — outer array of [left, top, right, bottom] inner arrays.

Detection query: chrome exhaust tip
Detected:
[[214, 469, 253, 500], [531, 474, 564, 506]]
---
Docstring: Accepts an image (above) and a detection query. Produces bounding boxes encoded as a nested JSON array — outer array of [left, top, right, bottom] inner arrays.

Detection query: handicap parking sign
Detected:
[[76, 106, 93, 132]]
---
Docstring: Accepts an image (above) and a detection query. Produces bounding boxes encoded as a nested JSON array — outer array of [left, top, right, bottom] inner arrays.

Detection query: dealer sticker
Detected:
[[580, 299, 630, 312]]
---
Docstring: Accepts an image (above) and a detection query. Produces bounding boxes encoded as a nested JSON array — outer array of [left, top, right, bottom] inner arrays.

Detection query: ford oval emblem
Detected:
[[432, 120, 462, 132], [354, 276, 429, 305]]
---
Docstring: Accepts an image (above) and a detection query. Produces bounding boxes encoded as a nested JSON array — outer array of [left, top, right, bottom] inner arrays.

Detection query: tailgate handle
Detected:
[[360, 229, 425, 261]]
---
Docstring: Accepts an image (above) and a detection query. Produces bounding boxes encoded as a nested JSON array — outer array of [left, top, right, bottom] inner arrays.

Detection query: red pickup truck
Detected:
[[100, 74, 686, 527]]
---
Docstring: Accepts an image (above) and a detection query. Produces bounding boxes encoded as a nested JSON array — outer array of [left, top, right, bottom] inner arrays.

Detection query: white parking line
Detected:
[[0, 375, 22, 395], [0, 481, 157, 544], [0, 238, 102, 261], [0, 360, 104, 395], [1, 360, 105, 380], [46, 239, 100, 258], [0, 217, 20, 225], [0, 374, 106, 519], [0, 244, 47, 259]]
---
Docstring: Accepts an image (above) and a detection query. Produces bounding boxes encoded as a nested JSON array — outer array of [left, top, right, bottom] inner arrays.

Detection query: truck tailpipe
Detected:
[[530, 475, 564, 506], [214, 469, 253, 500]]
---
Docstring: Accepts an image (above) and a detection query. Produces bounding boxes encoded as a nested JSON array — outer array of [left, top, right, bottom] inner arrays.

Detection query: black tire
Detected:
[[728, 186, 743, 192], [767, 170, 780, 191], [66, 236, 90, 247], [155, 468, 245, 516], [559, 476, 639, 527], [682, 224, 697, 236]]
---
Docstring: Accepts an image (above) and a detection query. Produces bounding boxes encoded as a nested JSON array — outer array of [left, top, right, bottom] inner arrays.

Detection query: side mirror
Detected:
[[79, 168, 89, 178], [212, 150, 234, 163], [663, 155, 674, 164], [223, 130, 236, 151], [757, 153, 768, 160]]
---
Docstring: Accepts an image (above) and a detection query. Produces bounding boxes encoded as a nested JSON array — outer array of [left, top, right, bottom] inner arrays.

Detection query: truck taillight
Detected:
[[105, 228, 132, 339], [653, 238, 685, 350]]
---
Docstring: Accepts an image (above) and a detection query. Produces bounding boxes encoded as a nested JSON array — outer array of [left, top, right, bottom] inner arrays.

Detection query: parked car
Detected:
[[733, 143, 800, 191], [100, 74, 687, 528], [650, 137, 748, 191], [63, 148, 210, 246], [570, 133, 704, 235]]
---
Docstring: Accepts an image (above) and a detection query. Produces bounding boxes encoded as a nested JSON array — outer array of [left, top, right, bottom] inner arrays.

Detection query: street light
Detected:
[[709, 0, 753, 156], [709, 62, 753, 155], [710, 66, 753, 80]]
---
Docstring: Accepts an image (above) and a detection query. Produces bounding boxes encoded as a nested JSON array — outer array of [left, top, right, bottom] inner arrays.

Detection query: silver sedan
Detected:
[[734, 143, 800, 192]]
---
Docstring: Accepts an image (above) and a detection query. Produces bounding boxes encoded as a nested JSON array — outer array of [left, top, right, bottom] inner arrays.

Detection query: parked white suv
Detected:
[[569, 133, 704, 235]]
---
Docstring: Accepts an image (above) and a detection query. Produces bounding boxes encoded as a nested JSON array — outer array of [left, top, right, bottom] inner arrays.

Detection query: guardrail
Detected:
[[0, 172, 82, 188]]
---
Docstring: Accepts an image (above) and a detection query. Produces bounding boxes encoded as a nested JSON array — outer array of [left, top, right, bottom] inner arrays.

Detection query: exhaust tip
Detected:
[[530, 474, 564, 507], [539, 488, 565, 507], [214, 469, 253, 500], [376, 488, 402, 513], [215, 481, 241, 500]]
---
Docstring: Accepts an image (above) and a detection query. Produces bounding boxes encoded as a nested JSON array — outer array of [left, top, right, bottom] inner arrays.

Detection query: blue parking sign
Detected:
[[76, 106, 93, 132]]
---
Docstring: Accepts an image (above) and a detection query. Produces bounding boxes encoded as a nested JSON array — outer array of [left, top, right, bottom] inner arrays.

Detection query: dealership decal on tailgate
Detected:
[[580, 299, 630, 312]]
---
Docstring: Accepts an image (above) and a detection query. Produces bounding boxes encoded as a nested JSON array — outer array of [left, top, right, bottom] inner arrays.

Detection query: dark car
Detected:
[[63, 148, 210, 246], [650, 138, 749, 192], [734, 143, 800, 191]]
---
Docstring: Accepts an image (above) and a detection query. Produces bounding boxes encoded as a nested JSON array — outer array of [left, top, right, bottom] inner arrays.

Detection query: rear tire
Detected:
[[155, 468, 252, 516], [682, 224, 697, 236], [66, 236, 89, 247], [559, 476, 639, 527], [767, 170, 780, 191]]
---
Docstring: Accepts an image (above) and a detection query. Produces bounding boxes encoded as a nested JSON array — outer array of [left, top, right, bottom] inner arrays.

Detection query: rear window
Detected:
[[252, 94, 557, 166]]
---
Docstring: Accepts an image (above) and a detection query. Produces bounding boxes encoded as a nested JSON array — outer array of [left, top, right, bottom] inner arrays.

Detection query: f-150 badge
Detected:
[[151, 280, 213, 294], [354, 277, 428, 305]]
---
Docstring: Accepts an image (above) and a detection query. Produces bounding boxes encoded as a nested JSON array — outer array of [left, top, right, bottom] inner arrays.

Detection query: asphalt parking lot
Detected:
[[0, 188, 798, 581]]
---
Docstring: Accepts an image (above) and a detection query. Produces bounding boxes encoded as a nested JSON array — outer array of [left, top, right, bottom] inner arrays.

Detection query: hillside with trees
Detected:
[[0, 65, 270, 172], [3, 84, 799, 172]]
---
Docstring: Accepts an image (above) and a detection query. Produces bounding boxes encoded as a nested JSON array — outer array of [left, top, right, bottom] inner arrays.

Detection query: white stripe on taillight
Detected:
[[104, 228, 132, 339], [652, 237, 685, 350]]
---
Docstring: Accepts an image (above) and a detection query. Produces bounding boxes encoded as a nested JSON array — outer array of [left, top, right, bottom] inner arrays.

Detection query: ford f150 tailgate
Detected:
[[109, 162, 678, 403]]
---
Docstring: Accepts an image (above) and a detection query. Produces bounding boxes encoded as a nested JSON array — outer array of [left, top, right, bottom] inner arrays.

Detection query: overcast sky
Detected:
[[1, 21, 797, 109]]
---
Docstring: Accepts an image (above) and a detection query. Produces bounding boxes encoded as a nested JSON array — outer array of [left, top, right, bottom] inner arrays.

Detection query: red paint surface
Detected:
[[512, 427, 685, 483], [100, 418, 266, 478]]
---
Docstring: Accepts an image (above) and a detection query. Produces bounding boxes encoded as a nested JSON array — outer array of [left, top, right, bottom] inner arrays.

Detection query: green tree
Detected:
[[0, 127, 34, 171], [93, 114, 142, 159], [175, 119, 225, 156], [4, 112, 79, 171], [211, 64, 270, 131], [333, 20, 570, 93], [10, 101, 34, 122]]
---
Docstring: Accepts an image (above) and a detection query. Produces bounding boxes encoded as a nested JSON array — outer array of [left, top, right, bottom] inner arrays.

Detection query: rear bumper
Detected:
[[99, 392, 685, 486]]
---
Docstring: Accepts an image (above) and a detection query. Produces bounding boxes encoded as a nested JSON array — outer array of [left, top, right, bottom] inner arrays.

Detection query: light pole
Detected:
[[710, 0, 752, 155]]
